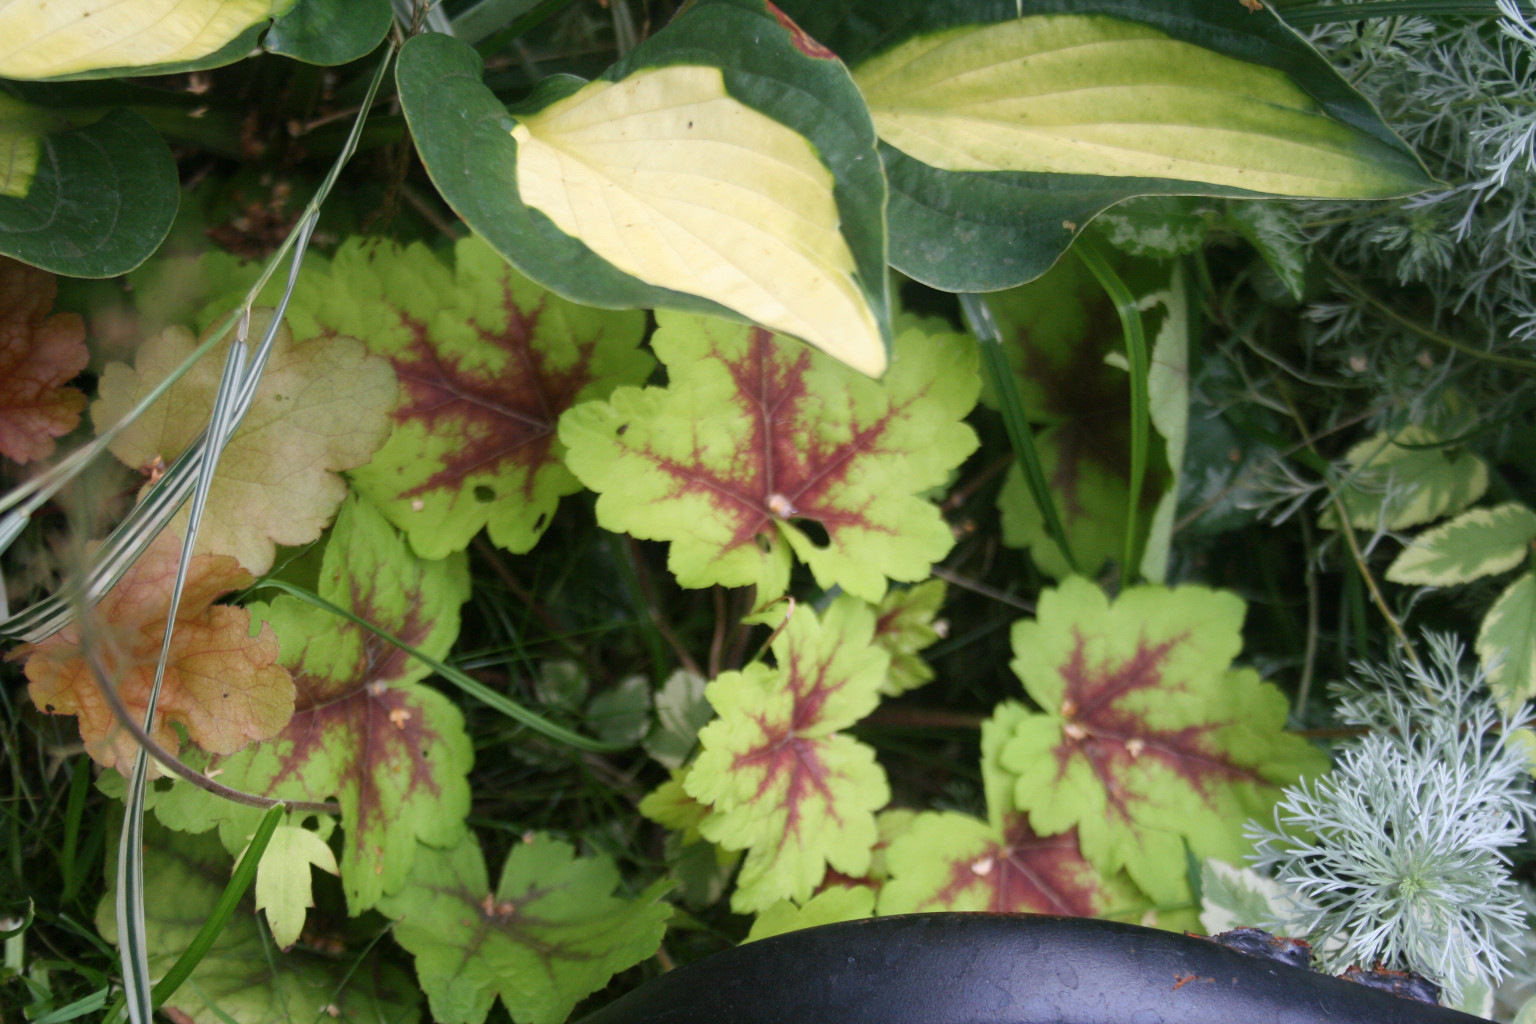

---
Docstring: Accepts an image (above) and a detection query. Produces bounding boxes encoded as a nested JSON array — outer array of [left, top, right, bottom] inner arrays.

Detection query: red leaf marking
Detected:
[[930, 814, 1104, 916], [765, 2, 838, 60], [389, 296, 598, 503], [1052, 630, 1266, 821]]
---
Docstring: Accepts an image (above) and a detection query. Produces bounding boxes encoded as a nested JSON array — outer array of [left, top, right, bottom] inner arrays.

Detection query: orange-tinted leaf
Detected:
[[16, 530, 294, 774], [0, 256, 88, 464]]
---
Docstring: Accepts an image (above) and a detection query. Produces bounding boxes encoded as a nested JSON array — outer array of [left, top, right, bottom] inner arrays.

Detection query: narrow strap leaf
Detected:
[[1072, 239, 1151, 584], [960, 294, 1081, 576]]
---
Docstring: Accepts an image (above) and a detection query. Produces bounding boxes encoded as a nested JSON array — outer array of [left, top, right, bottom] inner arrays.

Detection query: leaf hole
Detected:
[[473, 485, 496, 504], [615, 423, 629, 436], [534, 513, 548, 532], [793, 518, 831, 550]]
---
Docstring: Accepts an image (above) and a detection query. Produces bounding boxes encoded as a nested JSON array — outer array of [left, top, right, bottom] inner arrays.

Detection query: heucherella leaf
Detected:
[[684, 597, 892, 913], [248, 818, 337, 950], [268, 234, 651, 559], [0, 255, 87, 464], [397, 0, 892, 376], [97, 819, 421, 1024], [1480, 571, 1536, 710], [745, 886, 876, 943], [93, 307, 397, 574], [992, 255, 1170, 578], [998, 576, 1327, 901], [879, 702, 1138, 916], [872, 579, 947, 696], [1387, 502, 1536, 586], [562, 311, 978, 604], [144, 496, 474, 914], [378, 831, 672, 1024], [1320, 426, 1489, 533], [17, 529, 293, 774], [772, 0, 1432, 292], [0, 96, 176, 277]]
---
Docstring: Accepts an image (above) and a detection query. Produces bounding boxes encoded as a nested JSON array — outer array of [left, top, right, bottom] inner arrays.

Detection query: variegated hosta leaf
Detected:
[[397, 0, 892, 377]]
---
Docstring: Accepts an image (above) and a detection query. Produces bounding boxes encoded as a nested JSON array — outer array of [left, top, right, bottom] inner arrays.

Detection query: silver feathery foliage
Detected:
[[1247, 634, 1536, 1001]]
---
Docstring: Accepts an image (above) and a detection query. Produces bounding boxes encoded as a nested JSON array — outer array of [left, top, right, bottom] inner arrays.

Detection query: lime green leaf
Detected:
[[1387, 502, 1536, 586], [772, 0, 1431, 292], [745, 886, 876, 943], [248, 819, 337, 950], [561, 311, 979, 603], [1480, 571, 1536, 710], [97, 819, 420, 1024], [397, 0, 892, 376], [378, 831, 671, 1024], [93, 308, 397, 574], [640, 768, 712, 844], [0, 1, 287, 79], [880, 701, 1138, 916], [263, 0, 390, 65], [146, 497, 474, 915], [0, 98, 176, 277], [1140, 269, 1191, 584], [684, 597, 892, 913], [270, 234, 651, 559], [990, 256, 1169, 578], [872, 580, 947, 696], [1321, 426, 1489, 532], [999, 576, 1327, 901]]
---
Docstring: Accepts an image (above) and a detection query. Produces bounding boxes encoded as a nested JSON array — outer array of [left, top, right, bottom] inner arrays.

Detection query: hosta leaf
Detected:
[[772, 0, 1432, 291], [684, 596, 892, 913], [397, 0, 891, 376], [998, 576, 1327, 901], [561, 311, 978, 603], [147, 496, 474, 914], [0, 255, 87, 463], [278, 235, 651, 559], [745, 886, 876, 943], [872, 579, 947, 696], [991, 255, 1169, 578], [0, 97, 176, 276], [93, 308, 396, 574], [1480, 571, 1536, 710], [0, 0, 383, 78], [1320, 426, 1489, 533], [97, 819, 420, 1024], [880, 701, 1137, 916], [378, 831, 671, 1024], [1387, 502, 1536, 586], [17, 529, 293, 774]]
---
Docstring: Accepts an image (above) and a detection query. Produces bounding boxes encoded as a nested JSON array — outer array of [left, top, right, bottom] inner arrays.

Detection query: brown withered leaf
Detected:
[[0, 256, 89, 464]]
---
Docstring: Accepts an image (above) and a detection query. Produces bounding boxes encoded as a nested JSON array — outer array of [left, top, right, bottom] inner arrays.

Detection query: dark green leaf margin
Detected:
[[774, 0, 1435, 291], [396, 0, 891, 353]]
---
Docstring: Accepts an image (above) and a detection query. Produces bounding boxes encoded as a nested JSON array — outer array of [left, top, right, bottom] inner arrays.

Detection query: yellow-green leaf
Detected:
[[0, 0, 287, 79], [1387, 502, 1536, 586], [1480, 571, 1536, 710], [852, 15, 1425, 199], [0, 93, 44, 198], [1321, 426, 1488, 533], [249, 820, 337, 950], [512, 64, 885, 376]]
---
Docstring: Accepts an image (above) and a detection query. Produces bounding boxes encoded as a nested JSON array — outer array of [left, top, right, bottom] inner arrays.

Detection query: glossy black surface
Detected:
[[576, 914, 1488, 1024]]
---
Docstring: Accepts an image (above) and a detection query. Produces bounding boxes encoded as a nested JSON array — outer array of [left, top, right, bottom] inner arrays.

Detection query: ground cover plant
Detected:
[[2, 0, 1536, 1022]]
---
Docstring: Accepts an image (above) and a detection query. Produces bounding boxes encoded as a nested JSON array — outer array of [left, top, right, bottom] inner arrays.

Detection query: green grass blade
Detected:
[[1073, 238, 1151, 583], [59, 759, 91, 905], [252, 578, 629, 753], [960, 293, 1081, 576]]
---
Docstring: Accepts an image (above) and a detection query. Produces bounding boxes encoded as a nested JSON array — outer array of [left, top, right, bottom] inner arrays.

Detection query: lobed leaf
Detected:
[[93, 308, 397, 574], [871, 579, 947, 696], [745, 886, 876, 943], [684, 597, 892, 912], [378, 831, 672, 1024], [0, 254, 87, 464], [248, 819, 337, 950], [561, 311, 979, 604], [999, 576, 1327, 901], [17, 529, 293, 774]]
